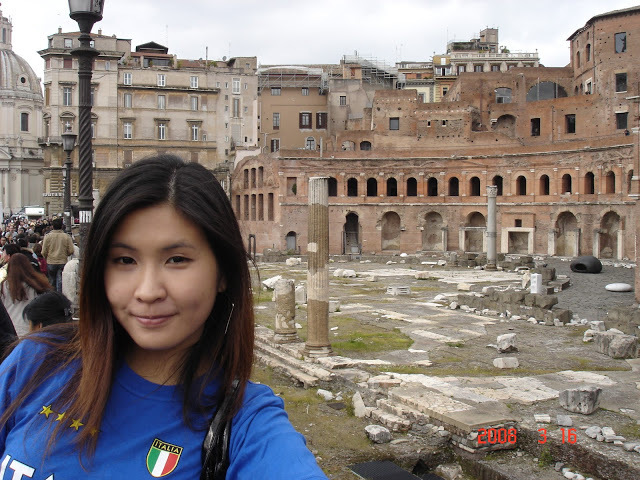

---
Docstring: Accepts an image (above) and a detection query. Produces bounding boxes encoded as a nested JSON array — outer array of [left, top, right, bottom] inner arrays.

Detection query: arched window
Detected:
[[406, 177, 417, 196], [584, 172, 595, 194], [516, 176, 527, 196], [328, 177, 338, 197], [449, 177, 459, 196], [347, 178, 358, 197], [386, 178, 397, 196], [427, 177, 438, 196], [539, 175, 550, 195], [492, 175, 503, 196], [469, 177, 481, 196], [562, 174, 572, 193], [366, 178, 378, 196], [360, 141, 372, 151], [605, 171, 616, 194]]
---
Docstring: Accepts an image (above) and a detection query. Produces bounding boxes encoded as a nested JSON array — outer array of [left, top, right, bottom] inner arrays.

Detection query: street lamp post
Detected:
[[61, 130, 77, 235], [67, 0, 104, 255]]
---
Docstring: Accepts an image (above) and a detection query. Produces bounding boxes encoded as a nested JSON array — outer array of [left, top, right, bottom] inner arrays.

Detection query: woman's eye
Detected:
[[114, 256, 135, 265], [168, 256, 189, 264]]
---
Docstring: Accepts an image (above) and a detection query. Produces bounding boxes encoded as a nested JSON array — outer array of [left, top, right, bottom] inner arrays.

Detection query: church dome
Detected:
[[0, 9, 42, 98]]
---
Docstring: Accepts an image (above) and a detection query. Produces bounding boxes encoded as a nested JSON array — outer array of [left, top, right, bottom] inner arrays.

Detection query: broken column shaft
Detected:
[[486, 185, 498, 271], [304, 177, 333, 356]]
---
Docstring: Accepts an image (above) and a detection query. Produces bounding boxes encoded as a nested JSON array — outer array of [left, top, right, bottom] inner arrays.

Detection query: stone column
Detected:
[[486, 185, 498, 270], [273, 278, 299, 343], [548, 229, 556, 256], [304, 177, 333, 356]]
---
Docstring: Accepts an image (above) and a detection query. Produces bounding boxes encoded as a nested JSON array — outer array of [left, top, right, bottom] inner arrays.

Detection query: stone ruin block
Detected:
[[594, 332, 638, 359], [531, 266, 556, 283], [605, 306, 640, 336], [534, 294, 558, 310], [493, 357, 519, 368], [559, 387, 602, 415], [549, 308, 571, 324], [497, 333, 518, 353], [524, 294, 536, 307]]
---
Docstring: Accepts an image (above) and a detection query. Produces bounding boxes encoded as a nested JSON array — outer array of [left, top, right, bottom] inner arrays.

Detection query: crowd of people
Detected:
[[0, 215, 75, 355]]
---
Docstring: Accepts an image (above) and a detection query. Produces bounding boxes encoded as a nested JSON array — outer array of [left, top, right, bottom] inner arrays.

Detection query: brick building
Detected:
[[232, 7, 640, 266]]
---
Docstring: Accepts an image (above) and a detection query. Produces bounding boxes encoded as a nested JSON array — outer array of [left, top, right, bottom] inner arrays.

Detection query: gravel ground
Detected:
[[542, 257, 636, 322]]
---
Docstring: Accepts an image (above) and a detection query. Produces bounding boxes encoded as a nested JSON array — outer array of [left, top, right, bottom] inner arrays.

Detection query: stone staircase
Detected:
[[254, 325, 516, 453]]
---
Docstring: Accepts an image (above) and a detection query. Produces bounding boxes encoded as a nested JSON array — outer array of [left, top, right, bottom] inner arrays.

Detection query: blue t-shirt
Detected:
[[0, 339, 328, 479]]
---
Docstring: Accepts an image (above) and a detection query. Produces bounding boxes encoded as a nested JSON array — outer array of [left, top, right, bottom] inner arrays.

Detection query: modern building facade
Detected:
[[0, 8, 44, 215]]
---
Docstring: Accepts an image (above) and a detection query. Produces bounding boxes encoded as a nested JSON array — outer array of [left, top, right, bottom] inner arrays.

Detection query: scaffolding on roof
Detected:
[[257, 66, 334, 93], [342, 54, 399, 87]]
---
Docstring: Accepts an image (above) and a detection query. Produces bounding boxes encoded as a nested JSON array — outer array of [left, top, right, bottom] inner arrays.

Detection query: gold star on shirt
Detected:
[[70, 419, 84, 430], [56, 412, 66, 422], [39, 405, 53, 418]]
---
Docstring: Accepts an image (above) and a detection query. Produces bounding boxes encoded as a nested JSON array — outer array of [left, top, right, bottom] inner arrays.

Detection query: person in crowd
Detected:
[[0, 155, 328, 479], [0, 253, 52, 336], [23, 290, 72, 332], [0, 301, 16, 359], [0, 243, 22, 283], [17, 238, 40, 272], [32, 243, 48, 276], [41, 217, 74, 292]]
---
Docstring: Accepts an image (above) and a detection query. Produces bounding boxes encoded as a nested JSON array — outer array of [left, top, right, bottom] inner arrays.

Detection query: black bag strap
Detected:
[[201, 380, 240, 480]]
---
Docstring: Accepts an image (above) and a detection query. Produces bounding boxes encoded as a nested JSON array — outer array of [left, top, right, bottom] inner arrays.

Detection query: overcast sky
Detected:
[[5, 0, 640, 81]]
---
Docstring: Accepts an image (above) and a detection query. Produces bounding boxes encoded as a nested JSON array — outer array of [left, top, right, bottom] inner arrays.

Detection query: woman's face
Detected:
[[104, 204, 224, 365]]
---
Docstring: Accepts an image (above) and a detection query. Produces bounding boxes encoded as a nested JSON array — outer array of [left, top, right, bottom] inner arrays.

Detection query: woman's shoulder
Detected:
[[2, 325, 76, 370]]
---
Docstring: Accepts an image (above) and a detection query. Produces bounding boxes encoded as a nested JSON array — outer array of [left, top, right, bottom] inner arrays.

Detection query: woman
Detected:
[[0, 253, 52, 336], [0, 155, 327, 479], [23, 290, 73, 331]]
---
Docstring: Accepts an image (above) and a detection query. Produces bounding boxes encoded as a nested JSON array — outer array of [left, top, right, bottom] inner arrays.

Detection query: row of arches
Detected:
[[329, 170, 622, 198], [283, 210, 623, 258]]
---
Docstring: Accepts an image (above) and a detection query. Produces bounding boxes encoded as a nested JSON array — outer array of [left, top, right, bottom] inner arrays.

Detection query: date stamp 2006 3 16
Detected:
[[477, 427, 579, 445]]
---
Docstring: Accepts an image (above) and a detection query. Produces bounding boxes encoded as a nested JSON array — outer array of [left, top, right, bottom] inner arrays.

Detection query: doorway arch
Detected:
[[555, 211, 578, 257], [343, 213, 360, 254], [600, 211, 620, 258], [381, 211, 401, 251], [422, 212, 444, 251]]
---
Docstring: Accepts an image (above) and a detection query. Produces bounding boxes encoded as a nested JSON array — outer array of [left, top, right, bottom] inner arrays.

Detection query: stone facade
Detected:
[[232, 7, 640, 271], [0, 8, 45, 215], [38, 31, 258, 214]]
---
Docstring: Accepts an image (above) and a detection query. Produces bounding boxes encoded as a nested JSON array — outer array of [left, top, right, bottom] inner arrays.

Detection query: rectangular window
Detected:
[[615, 32, 627, 53], [474, 65, 483, 72], [45, 86, 50, 106], [586, 81, 592, 94], [457, 65, 465, 74], [232, 78, 240, 94], [565, 114, 576, 134], [123, 72, 132, 85], [615, 73, 627, 92], [531, 118, 541, 136], [299, 112, 311, 129], [63, 58, 73, 69], [270, 138, 280, 152], [90, 87, 95, 107], [389, 117, 399, 130], [442, 87, 448, 96], [157, 74, 166, 87], [190, 124, 199, 141], [64, 38, 73, 48], [316, 112, 327, 129], [301, 87, 309, 96], [158, 123, 167, 140], [105, 61, 111, 71], [190, 76, 199, 88], [63, 87, 72, 106], [273, 112, 280, 130], [123, 122, 132, 139], [20, 113, 28, 132], [191, 96, 198, 111], [616, 112, 628, 130], [124, 93, 132, 108], [233, 98, 240, 117], [271, 87, 281, 96], [91, 122, 96, 138], [339, 95, 347, 106], [491, 65, 500, 72], [158, 95, 166, 110]]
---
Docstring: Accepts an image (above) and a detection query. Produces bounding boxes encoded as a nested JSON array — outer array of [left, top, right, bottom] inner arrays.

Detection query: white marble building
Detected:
[[0, 7, 44, 216]]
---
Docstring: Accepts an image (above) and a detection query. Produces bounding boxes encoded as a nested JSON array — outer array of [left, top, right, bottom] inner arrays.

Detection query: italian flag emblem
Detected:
[[146, 438, 183, 477]]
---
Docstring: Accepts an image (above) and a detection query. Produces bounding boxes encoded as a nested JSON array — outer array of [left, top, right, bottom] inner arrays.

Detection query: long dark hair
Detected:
[[0, 155, 255, 458], [1, 253, 51, 301]]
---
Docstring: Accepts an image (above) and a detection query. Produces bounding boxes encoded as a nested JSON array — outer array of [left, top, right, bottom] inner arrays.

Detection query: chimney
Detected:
[[98, 29, 102, 35], [58, 27, 62, 34]]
